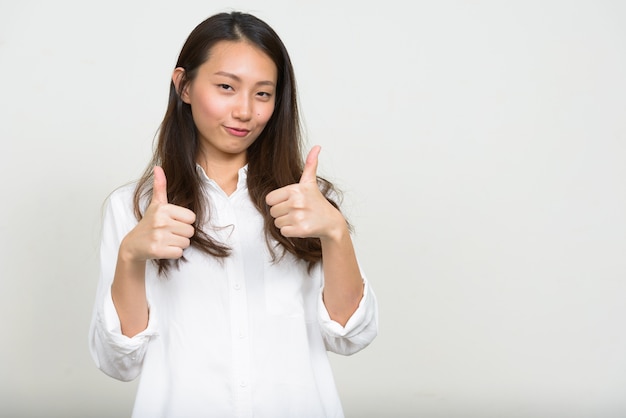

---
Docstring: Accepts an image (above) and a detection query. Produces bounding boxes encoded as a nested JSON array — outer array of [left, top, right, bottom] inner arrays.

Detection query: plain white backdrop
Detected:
[[1, 1, 625, 417]]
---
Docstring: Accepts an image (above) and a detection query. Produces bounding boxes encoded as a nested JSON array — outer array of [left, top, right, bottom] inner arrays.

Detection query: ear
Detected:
[[172, 67, 190, 104]]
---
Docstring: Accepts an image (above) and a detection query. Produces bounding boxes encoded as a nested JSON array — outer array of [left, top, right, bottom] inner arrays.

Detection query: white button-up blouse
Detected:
[[88, 165, 378, 418]]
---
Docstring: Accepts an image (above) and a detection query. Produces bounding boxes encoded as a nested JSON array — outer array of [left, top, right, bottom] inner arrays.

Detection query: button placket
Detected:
[[222, 196, 253, 417]]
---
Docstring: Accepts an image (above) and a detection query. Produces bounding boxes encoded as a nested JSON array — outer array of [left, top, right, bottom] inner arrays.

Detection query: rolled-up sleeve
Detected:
[[318, 275, 378, 355], [88, 187, 158, 382]]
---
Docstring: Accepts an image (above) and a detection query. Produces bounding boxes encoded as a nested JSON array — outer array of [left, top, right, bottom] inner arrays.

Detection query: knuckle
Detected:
[[148, 241, 161, 257]]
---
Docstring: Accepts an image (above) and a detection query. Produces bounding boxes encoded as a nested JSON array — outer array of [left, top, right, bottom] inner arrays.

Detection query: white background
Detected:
[[1, 1, 625, 417]]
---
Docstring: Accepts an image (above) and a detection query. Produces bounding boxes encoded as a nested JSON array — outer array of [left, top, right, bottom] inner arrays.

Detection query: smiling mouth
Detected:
[[225, 126, 250, 137]]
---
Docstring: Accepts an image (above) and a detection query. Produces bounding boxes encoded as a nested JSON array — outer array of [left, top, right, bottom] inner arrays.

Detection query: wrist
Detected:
[[118, 236, 147, 265], [320, 218, 350, 245]]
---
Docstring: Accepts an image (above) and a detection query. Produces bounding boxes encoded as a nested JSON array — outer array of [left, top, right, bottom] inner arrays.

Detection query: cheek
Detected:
[[257, 102, 276, 124], [193, 95, 228, 122]]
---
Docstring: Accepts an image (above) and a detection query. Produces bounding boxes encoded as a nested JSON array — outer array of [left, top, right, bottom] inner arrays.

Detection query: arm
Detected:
[[110, 254, 149, 337], [88, 167, 195, 380], [266, 146, 366, 325], [318, 211, 364, 326], [88, 186, 155, 381], [111, 166, 195, 337]]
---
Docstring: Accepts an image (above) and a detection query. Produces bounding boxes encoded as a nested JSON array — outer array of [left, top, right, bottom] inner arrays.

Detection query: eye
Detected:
[[217, 83, 233, 91], [257, 91, 272, 99]]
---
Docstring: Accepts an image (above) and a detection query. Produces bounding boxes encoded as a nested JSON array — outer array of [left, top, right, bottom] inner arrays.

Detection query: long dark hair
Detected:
[[134, 11, 343, 275]]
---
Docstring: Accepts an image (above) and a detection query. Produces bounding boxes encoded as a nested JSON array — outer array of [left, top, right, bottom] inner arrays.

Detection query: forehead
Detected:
[[203, 40, 277, 82]]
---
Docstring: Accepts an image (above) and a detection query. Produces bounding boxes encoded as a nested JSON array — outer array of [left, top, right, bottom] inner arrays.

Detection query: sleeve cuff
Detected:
[[98, 286, 158, 354], [318, 276, 373, 338]]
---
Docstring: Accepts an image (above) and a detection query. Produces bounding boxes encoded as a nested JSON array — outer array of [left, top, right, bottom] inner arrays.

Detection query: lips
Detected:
[[224, 126, 250, 137]]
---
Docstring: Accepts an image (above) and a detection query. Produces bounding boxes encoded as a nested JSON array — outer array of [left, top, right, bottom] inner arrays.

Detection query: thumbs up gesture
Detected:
[[266, 146, 345, 240], [120, 166, 196, 261]]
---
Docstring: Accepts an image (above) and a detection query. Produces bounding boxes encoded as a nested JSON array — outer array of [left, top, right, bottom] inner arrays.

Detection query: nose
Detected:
[[232, 95, 252, 121]]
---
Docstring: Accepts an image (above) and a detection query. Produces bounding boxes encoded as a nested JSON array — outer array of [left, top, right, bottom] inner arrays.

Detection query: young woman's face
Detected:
[[177, 40, 278, 163]]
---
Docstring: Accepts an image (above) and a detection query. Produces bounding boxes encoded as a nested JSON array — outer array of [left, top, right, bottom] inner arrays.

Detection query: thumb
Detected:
[[152, 166, 168, 204], [299, 145, 321, 184]]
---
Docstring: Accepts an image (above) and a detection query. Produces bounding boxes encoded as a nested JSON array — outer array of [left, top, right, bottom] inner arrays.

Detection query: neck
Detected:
[[197, 153, 246, 196]]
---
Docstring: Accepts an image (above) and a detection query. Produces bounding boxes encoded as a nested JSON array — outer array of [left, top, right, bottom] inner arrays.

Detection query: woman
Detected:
[[89, 11, 378, 418]]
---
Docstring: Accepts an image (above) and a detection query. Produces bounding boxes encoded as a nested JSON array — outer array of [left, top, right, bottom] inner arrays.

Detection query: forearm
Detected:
[[320, 224, 364, 327], [111, 244, 149, 338]]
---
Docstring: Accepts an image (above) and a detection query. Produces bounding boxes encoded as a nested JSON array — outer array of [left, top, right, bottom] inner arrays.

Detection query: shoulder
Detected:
[[103, 181, 143, 219], [99, 181, 142, 241], [107, 181, 139, 205]]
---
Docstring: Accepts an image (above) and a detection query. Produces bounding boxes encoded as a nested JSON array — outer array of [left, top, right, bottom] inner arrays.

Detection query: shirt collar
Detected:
[[195, 164, 249, 193]]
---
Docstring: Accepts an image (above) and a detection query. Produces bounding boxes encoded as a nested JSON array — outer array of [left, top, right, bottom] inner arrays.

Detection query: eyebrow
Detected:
[[213, 71, 276, 87]]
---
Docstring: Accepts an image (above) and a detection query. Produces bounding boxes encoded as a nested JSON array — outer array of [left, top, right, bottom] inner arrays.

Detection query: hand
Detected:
[[120, 166, 196, 261], [266, 146, 345, 240]]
